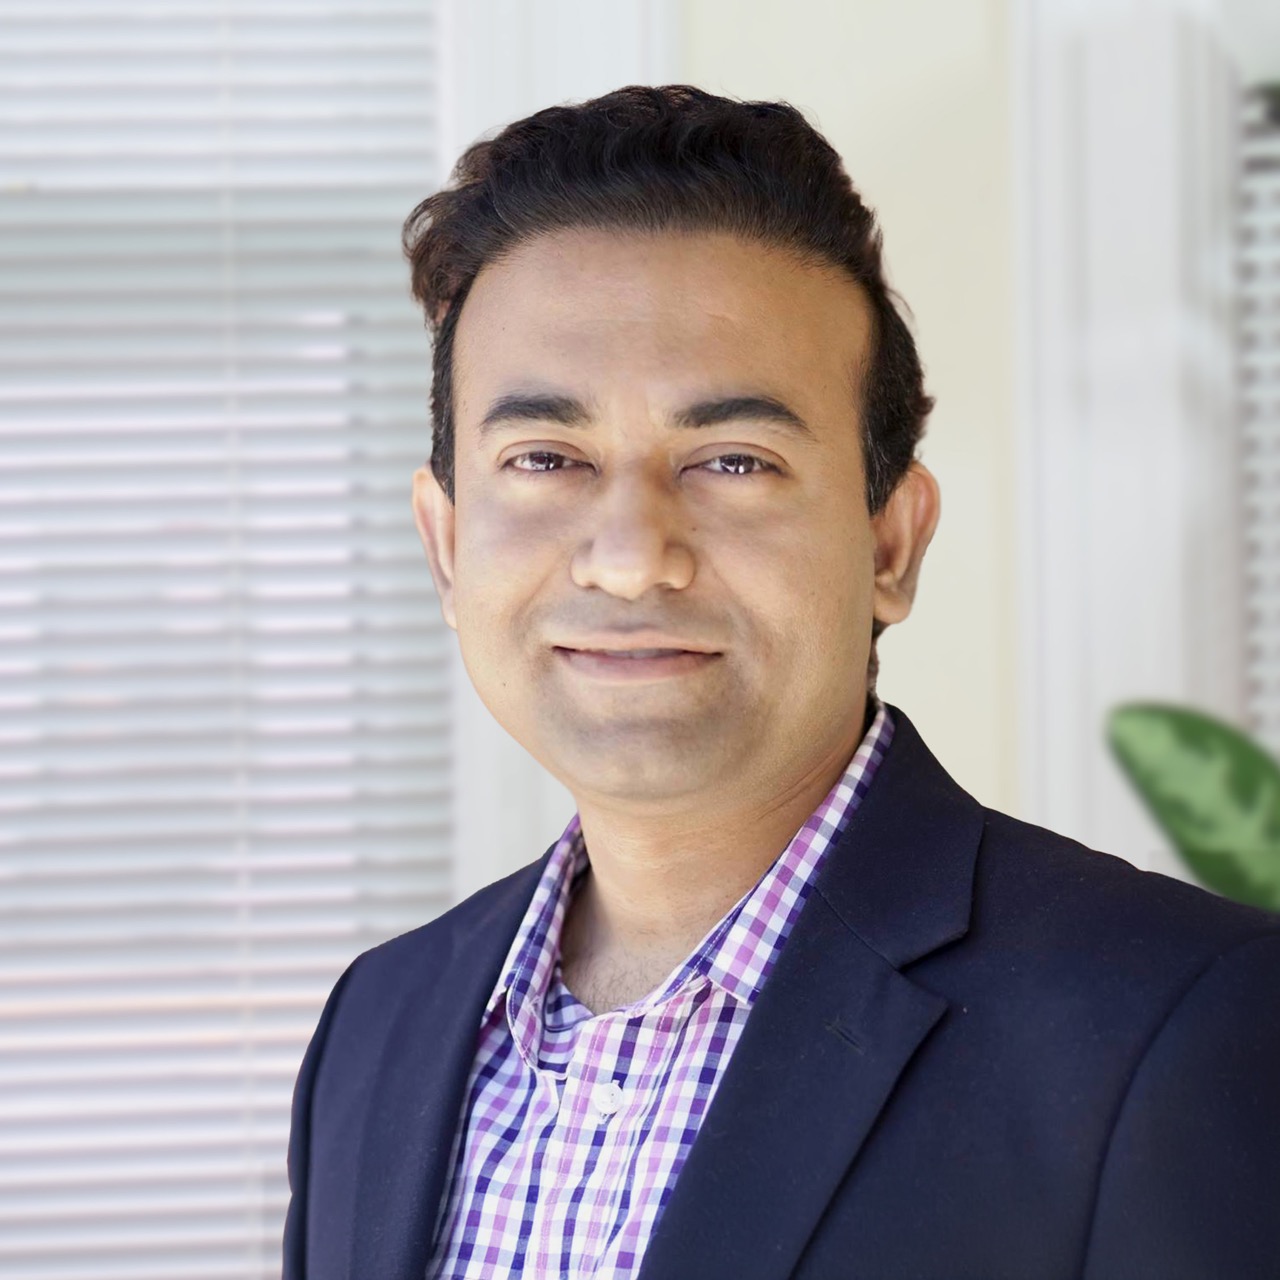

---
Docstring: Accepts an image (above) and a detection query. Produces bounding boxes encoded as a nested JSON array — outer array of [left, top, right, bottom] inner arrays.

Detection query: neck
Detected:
[[559, 698, 876, 1008]]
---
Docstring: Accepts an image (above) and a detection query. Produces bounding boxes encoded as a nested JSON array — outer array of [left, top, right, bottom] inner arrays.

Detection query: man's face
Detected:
[[415, 227, 932, 811]]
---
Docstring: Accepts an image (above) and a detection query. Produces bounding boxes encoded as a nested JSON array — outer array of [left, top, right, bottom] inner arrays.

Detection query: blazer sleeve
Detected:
[[1082, 929, 1280, 1280], [282, 959, 358, 1280]]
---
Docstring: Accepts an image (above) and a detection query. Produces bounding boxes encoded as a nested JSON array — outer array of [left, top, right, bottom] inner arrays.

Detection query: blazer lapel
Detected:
[[347, 850, 552, 1280], [637, 706, 985, 1280]]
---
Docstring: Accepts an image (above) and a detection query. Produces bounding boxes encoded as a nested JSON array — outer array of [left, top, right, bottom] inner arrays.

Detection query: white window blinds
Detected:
[[0, 4, 450, 1276], [1242, 87, 1280, 753]]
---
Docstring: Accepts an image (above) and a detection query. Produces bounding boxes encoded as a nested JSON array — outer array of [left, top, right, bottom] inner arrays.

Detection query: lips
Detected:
[[576, 648, 689, 658], [554, 634, 721, 656]]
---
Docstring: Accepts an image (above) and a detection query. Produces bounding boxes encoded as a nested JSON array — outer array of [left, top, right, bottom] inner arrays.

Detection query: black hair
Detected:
[[402, 83, 933, 517]]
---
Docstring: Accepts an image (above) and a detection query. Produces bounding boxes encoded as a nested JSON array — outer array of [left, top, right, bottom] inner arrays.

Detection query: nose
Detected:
[[569, 464, 696, 600]]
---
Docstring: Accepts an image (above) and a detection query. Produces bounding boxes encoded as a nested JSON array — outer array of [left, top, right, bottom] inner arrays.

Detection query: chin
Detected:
[[547, 726, 739, 799]]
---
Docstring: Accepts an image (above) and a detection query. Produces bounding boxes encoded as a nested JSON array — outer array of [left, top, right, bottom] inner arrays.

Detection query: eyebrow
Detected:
[[476, 392, 815, 440], [478, 393, 590, 436], [674, 395, 814, 439]]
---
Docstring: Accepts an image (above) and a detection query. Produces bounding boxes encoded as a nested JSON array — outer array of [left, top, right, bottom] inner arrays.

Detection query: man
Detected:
[[283, 86, 1280, 1279]]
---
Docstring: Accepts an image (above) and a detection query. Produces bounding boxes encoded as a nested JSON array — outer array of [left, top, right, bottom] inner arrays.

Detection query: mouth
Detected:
[[569, 647, 692, 658]]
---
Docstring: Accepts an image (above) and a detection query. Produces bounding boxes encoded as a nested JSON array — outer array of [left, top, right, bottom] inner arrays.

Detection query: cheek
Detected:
[[751, 512, 873, 657], [706, 521, 811, 657], [455, 459, 570, 559], [450, 496, 562, 640], [737, 492, 864, 589]]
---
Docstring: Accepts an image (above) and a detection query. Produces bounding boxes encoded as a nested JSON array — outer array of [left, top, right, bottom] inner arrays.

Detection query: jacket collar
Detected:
[[635, 704, 984, 1279], [815, 702, 982, 968]]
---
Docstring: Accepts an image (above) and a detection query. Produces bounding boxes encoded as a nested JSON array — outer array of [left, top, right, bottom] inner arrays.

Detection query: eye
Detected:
[[501, 450, 780, 477], [503, 450, 582, 474], [698, 453, 780, 478]]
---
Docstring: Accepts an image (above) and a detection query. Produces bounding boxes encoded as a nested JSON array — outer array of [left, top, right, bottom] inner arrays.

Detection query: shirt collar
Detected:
[[480, 811, 586, 1046], [482, 697, 895, 1039], [700, 697, 893, 1004]]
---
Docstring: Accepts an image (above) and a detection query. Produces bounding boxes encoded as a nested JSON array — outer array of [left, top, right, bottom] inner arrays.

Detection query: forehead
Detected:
[[451, 227, 874, 422]]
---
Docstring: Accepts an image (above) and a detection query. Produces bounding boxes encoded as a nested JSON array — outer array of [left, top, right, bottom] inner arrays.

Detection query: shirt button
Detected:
[[591, 1079, 623, 1118]]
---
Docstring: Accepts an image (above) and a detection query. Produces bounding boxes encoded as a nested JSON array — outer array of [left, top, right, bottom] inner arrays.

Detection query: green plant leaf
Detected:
[[1107, 703, 1280, 911]]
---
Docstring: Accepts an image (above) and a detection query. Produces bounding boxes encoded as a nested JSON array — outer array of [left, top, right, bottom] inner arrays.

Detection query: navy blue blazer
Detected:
[[284, 706, 1280, 1279]]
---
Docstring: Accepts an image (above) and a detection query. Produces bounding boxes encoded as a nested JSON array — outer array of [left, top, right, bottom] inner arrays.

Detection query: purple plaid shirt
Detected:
[[425, 700, 895, 1278]]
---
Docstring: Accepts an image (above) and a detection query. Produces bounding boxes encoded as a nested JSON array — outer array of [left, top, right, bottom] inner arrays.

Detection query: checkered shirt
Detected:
[[425, 700, 895, 1279]]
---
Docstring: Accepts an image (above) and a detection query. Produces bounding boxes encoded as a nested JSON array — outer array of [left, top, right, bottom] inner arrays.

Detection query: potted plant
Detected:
[[1108, 704, 1280, 911]]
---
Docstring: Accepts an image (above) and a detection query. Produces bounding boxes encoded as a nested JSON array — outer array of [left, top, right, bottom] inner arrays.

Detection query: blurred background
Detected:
[[1, 0, 1277, 1274]]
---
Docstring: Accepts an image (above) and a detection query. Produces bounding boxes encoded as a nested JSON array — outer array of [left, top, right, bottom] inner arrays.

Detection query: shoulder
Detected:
[[973, 812, 1280, 1271], [975, 806, 1279, 949], [333, 851, 549, 1007], [958, 806, 1280, 1023], [292, 851, 548, 1105]]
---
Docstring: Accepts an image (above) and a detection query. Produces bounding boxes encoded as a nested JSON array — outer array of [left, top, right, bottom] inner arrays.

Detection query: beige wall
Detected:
[[680, 0, 1019, 812]]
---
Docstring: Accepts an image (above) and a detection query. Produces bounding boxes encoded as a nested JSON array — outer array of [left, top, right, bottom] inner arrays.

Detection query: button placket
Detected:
[[591, 1078, 623, 1119]]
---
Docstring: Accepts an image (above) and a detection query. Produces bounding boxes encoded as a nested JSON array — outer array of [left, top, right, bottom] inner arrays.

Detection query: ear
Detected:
[[871, 460, 941, 627], [411, 464, 458, 631]]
